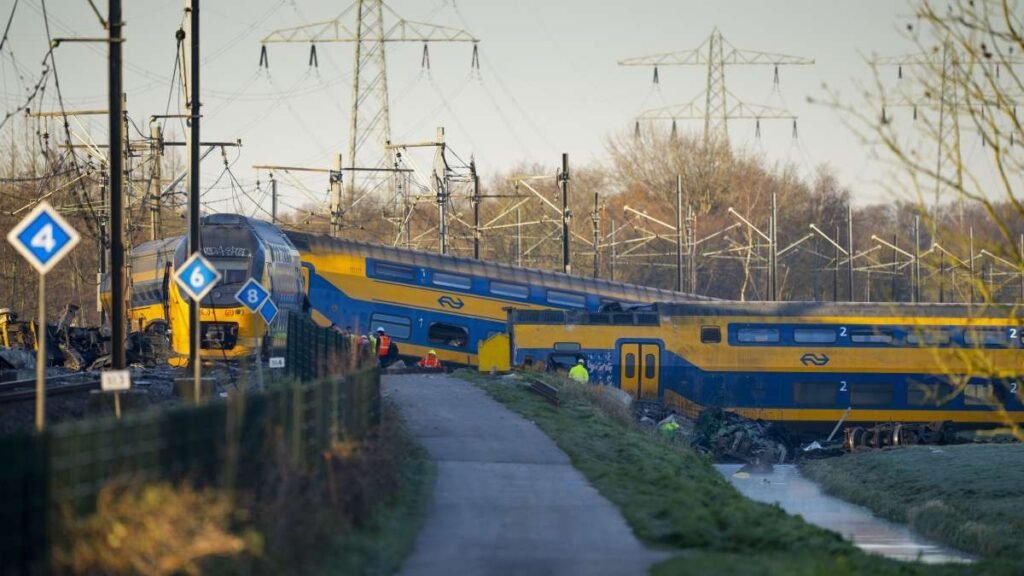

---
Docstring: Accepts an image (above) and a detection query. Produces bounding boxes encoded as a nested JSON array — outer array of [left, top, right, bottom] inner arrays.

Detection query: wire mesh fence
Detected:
[[0, 316, 379, 574]]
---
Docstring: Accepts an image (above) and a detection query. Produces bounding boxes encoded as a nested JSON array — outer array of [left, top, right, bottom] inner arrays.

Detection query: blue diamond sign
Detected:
[[174, 253, 222, 302], [259, 298, 279, 325], [6, 201, 81, 274], [234, 278, 270, 313]]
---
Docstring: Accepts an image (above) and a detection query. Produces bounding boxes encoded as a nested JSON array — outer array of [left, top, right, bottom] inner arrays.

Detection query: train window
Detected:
[[850, 383, 894, 405], [547, 353, 579, 372], [490, 281, 529, 299], [963, 328, 1009, 347], [700, 326, 721, 343], [369, 313, 411, 339], [793, 382, 838, 405], [547, 290, 586, 308], [907, 382, 956, 406], [624, 353, 636, 378], [906, 329, 951, 346], [850, 329, 894, 344], [554, 342, 581, 351], [964, 384, 996, 406], [433, 272, 472, 290], [428, 322, 469, 348], [644, 354, 656, 379], [374, 262, 415, 281], [736, 327, 781, 343], [793, 328, 837, 344]]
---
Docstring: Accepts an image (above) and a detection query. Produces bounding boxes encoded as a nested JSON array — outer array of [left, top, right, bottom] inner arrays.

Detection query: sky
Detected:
[[1, 0, 977, 217]]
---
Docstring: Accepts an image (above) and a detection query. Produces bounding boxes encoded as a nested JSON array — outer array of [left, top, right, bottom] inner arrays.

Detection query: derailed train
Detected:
[[104, 214, 304, 361], [507, 302, 1024, 431], [108, 214, 711, 363]]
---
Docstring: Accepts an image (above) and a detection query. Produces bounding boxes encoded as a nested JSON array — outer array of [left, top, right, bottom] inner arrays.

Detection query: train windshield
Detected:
[[203, 260, 255, 307]]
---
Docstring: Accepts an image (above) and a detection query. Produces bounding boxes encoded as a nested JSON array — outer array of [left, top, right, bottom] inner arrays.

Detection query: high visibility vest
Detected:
[[420, 355, 440, 368], [568, 364, 589, 383], [377, 335, 391, 357]]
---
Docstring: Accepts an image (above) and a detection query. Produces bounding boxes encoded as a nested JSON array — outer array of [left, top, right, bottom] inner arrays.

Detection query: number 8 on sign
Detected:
[[234, 278, 270, 313]]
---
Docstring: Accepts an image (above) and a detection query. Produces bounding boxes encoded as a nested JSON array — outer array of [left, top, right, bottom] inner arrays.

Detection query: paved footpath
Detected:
[[386, 373, 669, 576]]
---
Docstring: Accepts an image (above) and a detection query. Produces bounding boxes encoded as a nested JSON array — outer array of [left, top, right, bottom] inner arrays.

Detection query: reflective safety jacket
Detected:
[[377, 335, 391, 357], [568, 364, 589, 384], [418, 354, 441, 368]]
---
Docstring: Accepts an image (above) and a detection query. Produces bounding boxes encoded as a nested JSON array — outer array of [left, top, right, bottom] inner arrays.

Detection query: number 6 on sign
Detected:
[[174, 253, 222, 302]]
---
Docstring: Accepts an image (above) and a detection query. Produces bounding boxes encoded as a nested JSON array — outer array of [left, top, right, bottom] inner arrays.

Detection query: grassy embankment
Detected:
[[801, 444, 1024, 563], [56, 403, 436, 576], [456, 370, 1022, 576]]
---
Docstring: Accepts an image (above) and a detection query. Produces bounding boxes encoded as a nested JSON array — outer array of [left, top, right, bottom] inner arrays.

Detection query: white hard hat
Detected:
[[577, 358, 585, 364], [376, 326, 385, 333]]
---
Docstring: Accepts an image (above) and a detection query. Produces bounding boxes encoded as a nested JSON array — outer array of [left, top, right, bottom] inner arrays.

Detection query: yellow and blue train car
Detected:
[[105, 214, 304, 361], [284, 231, 713, 367], [508, 302, 1024, 430]]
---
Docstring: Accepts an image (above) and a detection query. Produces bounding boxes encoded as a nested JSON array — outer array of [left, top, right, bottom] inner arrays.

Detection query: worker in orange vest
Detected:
[[418, 349, 442, 369], [375, 326, 398, 368]]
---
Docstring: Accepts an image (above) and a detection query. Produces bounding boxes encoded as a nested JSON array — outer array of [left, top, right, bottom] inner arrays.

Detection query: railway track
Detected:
[[0, 373, 101, 404]]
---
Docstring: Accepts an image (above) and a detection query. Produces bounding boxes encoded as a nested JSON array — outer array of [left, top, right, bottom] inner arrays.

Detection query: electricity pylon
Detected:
[[261, 0, 478, 236], [618, 28, 813, 146], [871, 40, 1024, 226]]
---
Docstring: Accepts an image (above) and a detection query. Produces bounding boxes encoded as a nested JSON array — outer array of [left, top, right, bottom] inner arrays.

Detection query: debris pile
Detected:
[[691, 408, 791, 466], [0, 306, 109, 371]]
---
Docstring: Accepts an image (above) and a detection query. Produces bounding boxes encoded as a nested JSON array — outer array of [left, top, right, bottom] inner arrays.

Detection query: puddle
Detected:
[[715, 464, 974, 564]]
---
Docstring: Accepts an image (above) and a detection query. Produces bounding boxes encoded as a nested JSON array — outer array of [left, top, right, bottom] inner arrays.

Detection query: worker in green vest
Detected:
[[568, 358, 589, 384]]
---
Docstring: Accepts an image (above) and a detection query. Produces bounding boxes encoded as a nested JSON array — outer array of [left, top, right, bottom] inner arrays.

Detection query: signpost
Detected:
[[101, 369, 131, 419], [259, 299, 279, 326], [234, 278, 270, 390], [174, 252, 221, 403], [6, 201, 81, 431]]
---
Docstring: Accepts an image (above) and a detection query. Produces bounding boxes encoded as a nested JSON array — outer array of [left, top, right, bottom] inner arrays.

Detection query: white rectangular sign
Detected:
[[268, 357, 285, 369], [101, 370, 132, 392]]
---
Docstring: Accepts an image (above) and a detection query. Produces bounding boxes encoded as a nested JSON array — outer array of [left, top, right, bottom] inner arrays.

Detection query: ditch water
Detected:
[[714, 463, 974, 564]]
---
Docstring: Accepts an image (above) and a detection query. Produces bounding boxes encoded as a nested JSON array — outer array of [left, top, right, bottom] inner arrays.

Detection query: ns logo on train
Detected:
[[437, 295, 465, 309], [800, 353, 830, 367]]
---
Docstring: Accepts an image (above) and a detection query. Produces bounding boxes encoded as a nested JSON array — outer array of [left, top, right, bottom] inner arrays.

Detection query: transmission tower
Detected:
[[871, 40, 1024, 225], [261, 1, 478, 236], [618, 28, 813, 146]]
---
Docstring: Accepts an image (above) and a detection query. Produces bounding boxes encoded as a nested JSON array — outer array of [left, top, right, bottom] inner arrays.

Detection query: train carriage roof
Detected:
[[284, 230, 717, 304], [653, 300, 1022, 319]]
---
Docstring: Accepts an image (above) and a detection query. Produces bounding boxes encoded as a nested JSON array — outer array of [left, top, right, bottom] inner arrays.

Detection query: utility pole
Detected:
[[969, 227, 975, 304], [270, 173, 278, 224], [435, 127, 449, 255], [185, 0, 201, 369], [515, 207, 522, 267], [592, 192, 600, 278], [675, 175, 683, 291], [891, 234, 899, 301], [610, 219, 617, 282], [833, 226, 840, 302], [560, 153, 570, 275], [914, 215, 921, 303], [847, 204, 854, 302], [619, 28, 813, 146], [329, 153, 343, 235], [472, 159, 480, 259], [770, 191, 778, 301], [98, 172, 108, 327], [149, 122, 163, 241], [109, 0, 125, 369], [687, 205, 697, 293]]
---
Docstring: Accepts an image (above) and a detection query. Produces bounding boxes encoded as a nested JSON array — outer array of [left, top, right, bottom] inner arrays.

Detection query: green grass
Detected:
[[457, 371, 1020, 575], [801, 444, 1024, 563]]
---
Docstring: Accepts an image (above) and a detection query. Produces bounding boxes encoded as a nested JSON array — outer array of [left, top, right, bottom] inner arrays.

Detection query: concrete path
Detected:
[[385, 374, 668, 576]]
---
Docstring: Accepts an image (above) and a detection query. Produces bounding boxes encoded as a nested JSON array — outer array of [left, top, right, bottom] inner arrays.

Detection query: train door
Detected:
[[619, 342, 661, 400]]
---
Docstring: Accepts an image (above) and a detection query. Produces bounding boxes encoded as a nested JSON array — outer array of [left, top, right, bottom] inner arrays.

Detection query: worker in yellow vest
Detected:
[[568, 358, 589, 384]]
